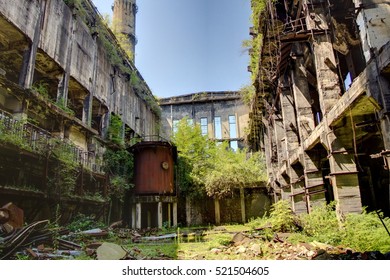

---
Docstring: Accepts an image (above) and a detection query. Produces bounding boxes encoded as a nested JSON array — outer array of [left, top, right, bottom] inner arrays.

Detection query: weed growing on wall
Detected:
[[49, 139, 79, 196], [55, 98, 75, 117], [107, 114, 124, 146], [31, 81, 49, 99]]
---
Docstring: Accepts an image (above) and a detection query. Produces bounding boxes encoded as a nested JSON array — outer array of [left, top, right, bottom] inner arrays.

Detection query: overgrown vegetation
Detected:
[[55, 98, 75, 117], [107, 114, 124, 146], [31, 81, 49, 99], [67, 213, 105, 232], [0, 119, 32, 151], [50, 139, 79, 196], [239, 84, 256, 107], [247, 0, 266, 82], [248, 201, 390, 253], [103, 148, 134, 201], [172, 118, 267, 199]]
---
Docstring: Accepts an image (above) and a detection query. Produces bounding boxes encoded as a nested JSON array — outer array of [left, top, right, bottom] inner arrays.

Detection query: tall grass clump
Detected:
[[342, 210, 390, 253], [299, 202, 341, 245], [248, 200, 298, 233]]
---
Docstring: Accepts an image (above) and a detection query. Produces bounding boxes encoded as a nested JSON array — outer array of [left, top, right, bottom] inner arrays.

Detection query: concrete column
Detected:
[[18, 0, 46, 88], [56, 18, 75, 104], [82, 93, 93, 126], [304, 2, 341, 115], [280, 86, 302, 211], [172, 202, 178, 227], [327, 132, 362, 216], [303, 150, 326, 212], [288, 165, 306, 214], [135, 203, 141, 229], [214, 198, 221, 225], [167, 203, 171, 228], [313, 35, 341, 115], [274, 115, 287, 170], [147, 210, 151, 228], [56, 74, 69, 104], [240, 187, 246, 223], [131, 205, 136, 229], [291, 43, 316, 140], [263, 122, 275, 184], [157, 202, 163, 229]]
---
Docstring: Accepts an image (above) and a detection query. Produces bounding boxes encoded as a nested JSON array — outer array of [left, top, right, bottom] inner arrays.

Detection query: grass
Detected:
[[46, 200, 390, 260]]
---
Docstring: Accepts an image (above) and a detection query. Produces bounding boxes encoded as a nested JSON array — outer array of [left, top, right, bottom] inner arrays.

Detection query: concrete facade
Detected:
[[0, 0, 159, 223], [159, 91, 250, 150], [248, 0, 390, 217]]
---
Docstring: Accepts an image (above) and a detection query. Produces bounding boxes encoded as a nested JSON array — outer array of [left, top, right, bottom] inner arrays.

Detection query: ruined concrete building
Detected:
[[0, 0, 160, 223], [248, 0, 390, 216], [159, 92, 271, 226], [160, 91, 249, 150], [113, 0, 137, 61]]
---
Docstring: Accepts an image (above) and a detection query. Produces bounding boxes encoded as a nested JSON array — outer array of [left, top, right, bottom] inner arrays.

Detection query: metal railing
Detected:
[[0, 109, 104, 174]]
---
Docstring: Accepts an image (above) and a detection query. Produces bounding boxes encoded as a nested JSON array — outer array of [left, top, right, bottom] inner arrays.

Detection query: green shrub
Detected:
[[342, 210, 390, 253], [248, 200, 297, 233], [300, 202, 342, 245], [67, 213, 105, 232]]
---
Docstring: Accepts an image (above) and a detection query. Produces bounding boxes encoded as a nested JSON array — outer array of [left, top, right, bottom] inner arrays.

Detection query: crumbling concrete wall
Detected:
[[160, 91, 249, 149], [0, 0, 158, 138], [182, 188, 271, 226], [248, 0, 390, 217]]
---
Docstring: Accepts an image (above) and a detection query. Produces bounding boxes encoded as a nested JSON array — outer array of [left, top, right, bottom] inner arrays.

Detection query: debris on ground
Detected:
[[1, 202, 389, 260], [206, 231, 390, 260]]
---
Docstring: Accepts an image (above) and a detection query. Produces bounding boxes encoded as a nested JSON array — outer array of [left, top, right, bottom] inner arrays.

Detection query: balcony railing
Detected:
[[0, 109, 104, 174]]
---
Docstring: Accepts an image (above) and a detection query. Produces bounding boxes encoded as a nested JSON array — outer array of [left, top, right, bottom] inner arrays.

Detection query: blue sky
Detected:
[[92, 0, 251, 98]]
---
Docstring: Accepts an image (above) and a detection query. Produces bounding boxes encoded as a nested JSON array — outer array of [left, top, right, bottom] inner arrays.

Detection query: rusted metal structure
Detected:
[[127, 138, 178, 229], [132, 141, 175, 195]]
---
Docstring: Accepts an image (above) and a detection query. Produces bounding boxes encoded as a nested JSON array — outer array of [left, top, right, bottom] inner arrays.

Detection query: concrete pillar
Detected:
[[172, 202, 178, 227], [56, 18, 75, 104], [135, 203, 141, 229], [274, 115, 287, 171], [82, 93, 93, 126], [304, 2, 341, 115], [131, 205, 136, 229], [291, 43, 316, 140], [167, 203, 171, 228], [280, 86, 302, 211], [288, 165, 306, 214], [56, 74, 69, 104], [147, 210, 151, 228], [157, 202, 163, 229], [240, 187, 246, 223], [214, 198, 221, 225], [303, 150, 326, 212], [327, 132, 362, 216], [18, 0, 46, 88]]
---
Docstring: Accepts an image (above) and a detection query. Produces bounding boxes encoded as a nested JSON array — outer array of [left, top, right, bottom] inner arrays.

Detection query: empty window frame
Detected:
[[172, 120, 179, 134], [200, 117, 208, 136], [230, 140, 238, 151], [214, 116, 222, 139], [228, 115, 237, 138]]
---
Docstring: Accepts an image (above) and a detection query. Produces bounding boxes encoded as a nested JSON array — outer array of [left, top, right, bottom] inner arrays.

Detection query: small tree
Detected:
[[171, 118, 215, 198], [172, 118, 267, 199], [204, 142, 267, 199]]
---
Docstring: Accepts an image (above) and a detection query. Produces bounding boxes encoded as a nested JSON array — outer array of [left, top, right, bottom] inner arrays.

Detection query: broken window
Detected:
[[200, 117, 208, 136], [172, 120, 179, 134], [214, 116, 222, 139], [229, 115, 237, 138]]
